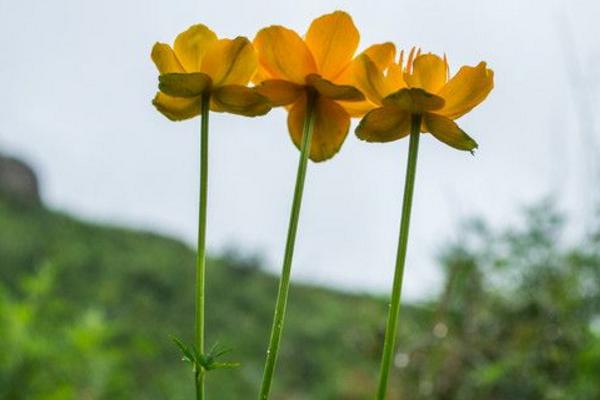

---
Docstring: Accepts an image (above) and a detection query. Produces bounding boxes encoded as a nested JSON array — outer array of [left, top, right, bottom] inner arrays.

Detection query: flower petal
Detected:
[[210, 85, 271, 116], [200, 37, 257, 86], [152, 92, 201, 121], [335, 43, 397, 116], [173, 24, 218, 72], [306, 74, 364, 101], [383, 88, 445, 113], [337, 99, 377, 118], [255, 80, 303, 106], [384, 63, 406, 91], [151, 43, 184, 74], [253, 26, 317, 84], [355, 107, 411, 142], [288, 95, 350, 162], [423, 113, 478, 151], [437, 62, 494, 119], [305, 11, 359, 80], [405, 54, 448, 93], [158, 73, 212, 98], [362, 42, 397, 69], [334, 42, 396, 85], [352, 54, 387, 105]]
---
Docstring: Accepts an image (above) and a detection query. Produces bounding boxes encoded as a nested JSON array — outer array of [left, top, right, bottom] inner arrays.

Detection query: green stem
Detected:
[[195, 93, 210, 400], [258, 91, 317, 400], [376, 113, 422, 400]]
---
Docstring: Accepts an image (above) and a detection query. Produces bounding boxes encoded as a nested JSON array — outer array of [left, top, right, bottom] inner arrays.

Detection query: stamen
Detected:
[[407, 47, 416, 73], [443, 53, 449, 81], [398, 49, 404, 71]]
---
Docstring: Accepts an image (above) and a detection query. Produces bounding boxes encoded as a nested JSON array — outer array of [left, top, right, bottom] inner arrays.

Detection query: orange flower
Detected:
[[354, 47, 494, 151], [253, 11, 372, 162], [151, 24, 270, 120]]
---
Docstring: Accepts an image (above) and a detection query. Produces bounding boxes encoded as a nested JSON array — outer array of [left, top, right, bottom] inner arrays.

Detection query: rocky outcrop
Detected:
[[0, 154, 41, 206]]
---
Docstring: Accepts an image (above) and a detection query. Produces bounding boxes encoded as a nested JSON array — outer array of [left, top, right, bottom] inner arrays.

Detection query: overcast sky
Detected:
[[1, 0, 598, 299]]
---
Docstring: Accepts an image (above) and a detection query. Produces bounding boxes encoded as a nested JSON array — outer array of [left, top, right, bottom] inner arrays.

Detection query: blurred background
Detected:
[[1, 0, 599, 399]]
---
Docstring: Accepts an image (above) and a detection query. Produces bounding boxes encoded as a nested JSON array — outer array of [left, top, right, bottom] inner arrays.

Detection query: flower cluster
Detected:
[[151, 11, 494, 159], [150, 10, 496, 400]]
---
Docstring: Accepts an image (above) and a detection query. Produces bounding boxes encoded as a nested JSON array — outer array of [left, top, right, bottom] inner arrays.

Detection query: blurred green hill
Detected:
[[1, 159, 599, 399], [0, 192, 394, 399]]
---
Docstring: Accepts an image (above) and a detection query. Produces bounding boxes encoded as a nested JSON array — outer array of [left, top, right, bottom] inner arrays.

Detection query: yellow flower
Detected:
[[354, 47, 494, 151], [253, 11, 371, 162], [151, 24, 270, 120]]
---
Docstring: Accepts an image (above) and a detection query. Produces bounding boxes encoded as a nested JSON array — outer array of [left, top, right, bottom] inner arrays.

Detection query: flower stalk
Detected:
[[195, 92, 211, 400], [376, 113, 422, 400], [258, 91, 317, 400]]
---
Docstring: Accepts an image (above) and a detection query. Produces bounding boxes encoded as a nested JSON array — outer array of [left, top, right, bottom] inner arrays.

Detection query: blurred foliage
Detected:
[[0, 196, 385, 399], [396, 202, 600, 399], [0, 194, 599, 399]]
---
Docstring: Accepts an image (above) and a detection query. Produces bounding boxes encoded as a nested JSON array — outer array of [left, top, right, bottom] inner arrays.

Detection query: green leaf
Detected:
[[423, 113, 479, 152], [158, 73, 211, 98], [171, 338, 240, 372], [210, 361, 241, 370], [170, 336, 196, 364], [201, 342, 240, 371], [383, 87, 445, 113]]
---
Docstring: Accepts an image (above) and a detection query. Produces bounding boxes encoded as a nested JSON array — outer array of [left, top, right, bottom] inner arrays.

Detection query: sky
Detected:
[[1, 0, 598, 299]]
